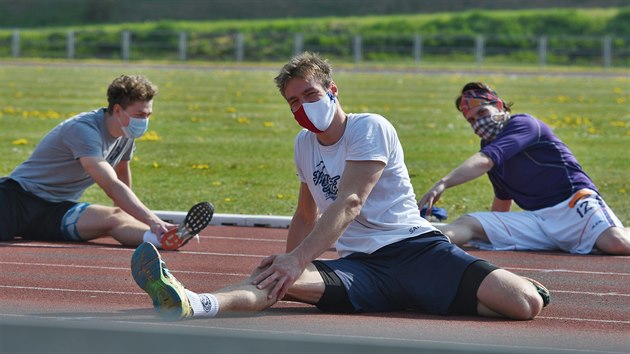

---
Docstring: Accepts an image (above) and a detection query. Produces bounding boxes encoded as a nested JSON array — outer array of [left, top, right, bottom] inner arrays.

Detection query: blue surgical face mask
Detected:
[[118, 110, 149, 139]]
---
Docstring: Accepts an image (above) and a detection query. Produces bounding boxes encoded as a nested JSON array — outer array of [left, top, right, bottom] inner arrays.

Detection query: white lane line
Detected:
[[199, 235, 285, 242], [505, 267, 630, 277], [0, 261, 249, 277], [0, 258, 630, 276], [0, 285, 145, 295], [550, 290, 630, 297], [0, 243, 267, 257], [537, 316, 630, 325]]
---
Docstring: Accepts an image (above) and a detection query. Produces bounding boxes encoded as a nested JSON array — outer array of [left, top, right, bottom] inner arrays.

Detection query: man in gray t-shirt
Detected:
[[0, 75, 192, 250]]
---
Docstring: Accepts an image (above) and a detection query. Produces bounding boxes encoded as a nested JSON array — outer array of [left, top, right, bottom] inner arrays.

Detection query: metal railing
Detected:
[[2, 29, 628, 68]]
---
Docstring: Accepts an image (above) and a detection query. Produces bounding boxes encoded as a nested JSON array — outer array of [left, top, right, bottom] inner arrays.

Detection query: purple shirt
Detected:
[[480, 114, 597, 211]]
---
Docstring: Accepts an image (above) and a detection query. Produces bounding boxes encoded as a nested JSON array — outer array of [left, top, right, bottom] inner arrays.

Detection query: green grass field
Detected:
[[1, 61, 628, 224]]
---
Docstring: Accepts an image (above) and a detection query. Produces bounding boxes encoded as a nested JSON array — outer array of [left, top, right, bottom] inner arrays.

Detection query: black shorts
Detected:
[[313, 232, 499, 316], [0, 178, 76, 241]]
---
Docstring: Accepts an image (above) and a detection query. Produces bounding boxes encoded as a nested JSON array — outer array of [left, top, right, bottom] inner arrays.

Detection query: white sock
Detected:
[[186, 290, 219, 317], [143, 231, 161, 248]]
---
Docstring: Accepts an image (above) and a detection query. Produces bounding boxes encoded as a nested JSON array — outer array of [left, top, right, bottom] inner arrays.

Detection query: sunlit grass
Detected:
[[1, 61, 628, 224]]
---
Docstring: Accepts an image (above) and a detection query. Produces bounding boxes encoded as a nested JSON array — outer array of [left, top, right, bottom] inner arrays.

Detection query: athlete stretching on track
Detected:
[[418, 82, 630, 255], [0, 75, 209, 250], [131, 52, 550, 321]]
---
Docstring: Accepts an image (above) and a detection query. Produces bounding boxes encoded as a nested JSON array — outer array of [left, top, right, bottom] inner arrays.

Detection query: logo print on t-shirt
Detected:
[[313, 160, 339, 201], [105, 138, 132, 166]]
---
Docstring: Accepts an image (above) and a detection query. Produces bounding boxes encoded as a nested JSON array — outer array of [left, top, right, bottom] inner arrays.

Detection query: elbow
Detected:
[[343, 194, 364, 219]]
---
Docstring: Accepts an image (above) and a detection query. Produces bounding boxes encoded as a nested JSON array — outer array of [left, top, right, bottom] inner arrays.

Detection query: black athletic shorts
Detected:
[[313, 232, 499, 315], [0, 178, 76, 241]]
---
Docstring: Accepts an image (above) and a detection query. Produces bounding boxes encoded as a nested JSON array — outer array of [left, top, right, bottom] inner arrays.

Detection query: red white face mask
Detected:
[[292, 91, 336, 133]]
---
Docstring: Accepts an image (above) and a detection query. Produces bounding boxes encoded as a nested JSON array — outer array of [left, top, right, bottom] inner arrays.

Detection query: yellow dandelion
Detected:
[[619, 188, 626, 194], [191, 164, 210, 169], [556, 95, 569, 103], [263, 121, 274, 127], [224, 198, 232, 202], [212, 181, 222, 186], [610, 121, 626, 127], [616, 97, 626, 105], [613, 87, 623, 94], [587, 127, 598, 134], [276, 194, 284, 199], [152, 161, 159, 168], [138, 131, 161, 141], [11, 138, 28, 145], [226, 107, 237, 113], [237, 117, 250, 124], [235, 91, 242, 97], [46, 110, 60, 119]]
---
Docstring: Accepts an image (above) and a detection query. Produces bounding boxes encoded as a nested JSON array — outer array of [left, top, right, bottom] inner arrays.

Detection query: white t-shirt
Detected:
[[294, 113, 436, 257]]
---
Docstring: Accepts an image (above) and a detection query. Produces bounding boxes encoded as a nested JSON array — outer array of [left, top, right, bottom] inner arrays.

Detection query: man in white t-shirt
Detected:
[[131, 52, 549, 321], [0, 75, 201, 250]]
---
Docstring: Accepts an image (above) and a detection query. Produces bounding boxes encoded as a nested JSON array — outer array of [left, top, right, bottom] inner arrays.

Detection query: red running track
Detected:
[[1, 225, 629, 353]]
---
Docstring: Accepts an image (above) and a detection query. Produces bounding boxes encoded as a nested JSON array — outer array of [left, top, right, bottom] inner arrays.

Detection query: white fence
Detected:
[[3, 29, 628, 68]]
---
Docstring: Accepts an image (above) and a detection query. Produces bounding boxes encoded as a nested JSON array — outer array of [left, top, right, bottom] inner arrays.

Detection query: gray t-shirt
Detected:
[[10, 108, 134, 202]]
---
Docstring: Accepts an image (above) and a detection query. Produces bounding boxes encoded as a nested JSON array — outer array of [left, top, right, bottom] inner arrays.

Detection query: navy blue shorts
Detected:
[[0, 178, 76, 241], [314, 231, 496, 315]]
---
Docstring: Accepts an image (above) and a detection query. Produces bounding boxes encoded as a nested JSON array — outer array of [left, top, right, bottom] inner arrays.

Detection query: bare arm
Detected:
[[418, 152, 495, 212], [491, 197, 512, 212], [114, 160, 132, 188], [285, 182, 319, 253], [254, 160, 385, 300], [79, 156, 171, 235]]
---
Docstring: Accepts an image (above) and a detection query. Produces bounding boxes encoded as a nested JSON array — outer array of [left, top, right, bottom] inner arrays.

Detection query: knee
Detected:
[[511, 287, 544, 320], [478, 270, 545, 320], [440, 215, 485, 244], [596, 227, 630, 255], [104, 207, 133, 229]]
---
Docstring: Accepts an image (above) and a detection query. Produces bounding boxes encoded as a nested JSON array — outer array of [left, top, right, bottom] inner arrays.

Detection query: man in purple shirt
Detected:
[[418, 82, 630, 255]]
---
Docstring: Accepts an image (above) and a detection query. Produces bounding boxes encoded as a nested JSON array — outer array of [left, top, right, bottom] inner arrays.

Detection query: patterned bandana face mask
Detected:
[[471, 111, 507, 141], [460, 89, 508, 141]]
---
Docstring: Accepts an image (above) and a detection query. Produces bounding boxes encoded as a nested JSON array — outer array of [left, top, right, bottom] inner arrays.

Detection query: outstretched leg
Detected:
[[595, 227, 630, 255], [75, 204, 149, 245], [131, 242, 325, 320], [438, 215, 489, 246]]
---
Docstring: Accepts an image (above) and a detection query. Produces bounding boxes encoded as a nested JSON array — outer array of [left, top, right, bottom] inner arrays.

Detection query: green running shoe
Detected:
[[524, 277, 551, 307], [131, 242, 193, 320]]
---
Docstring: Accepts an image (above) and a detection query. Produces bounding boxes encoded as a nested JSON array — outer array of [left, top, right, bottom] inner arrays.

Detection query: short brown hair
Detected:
[[274, 52, 333, 97], [107, 75, 158, 111]]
